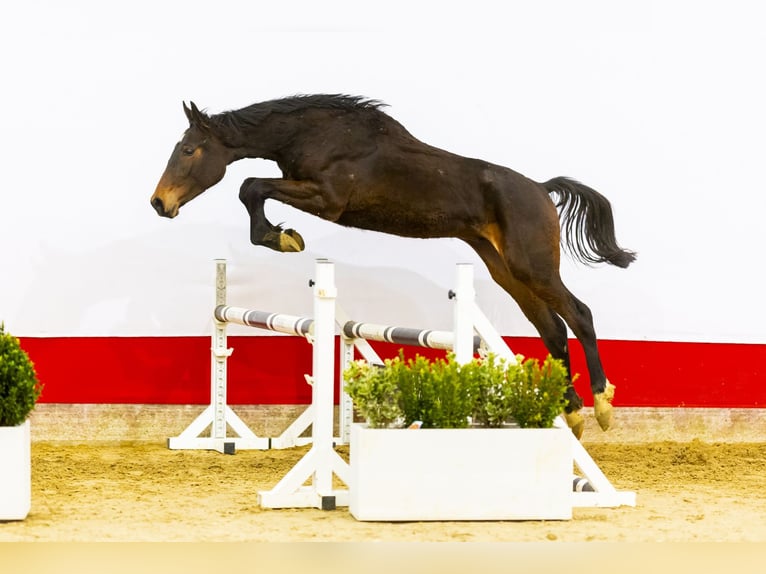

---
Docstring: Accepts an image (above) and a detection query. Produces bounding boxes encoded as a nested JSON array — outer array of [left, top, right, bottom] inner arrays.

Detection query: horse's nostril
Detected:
[[151, 196, 165, 215]]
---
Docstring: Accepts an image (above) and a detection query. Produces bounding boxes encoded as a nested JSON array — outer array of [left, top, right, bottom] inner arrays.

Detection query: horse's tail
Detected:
[[543, 176, 636, 268]]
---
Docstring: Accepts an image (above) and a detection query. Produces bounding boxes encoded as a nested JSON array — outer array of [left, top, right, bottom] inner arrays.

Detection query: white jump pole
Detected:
[[451, 262, 476, 365], [257, 260, 350, 510], [309, 259, 338, 499]]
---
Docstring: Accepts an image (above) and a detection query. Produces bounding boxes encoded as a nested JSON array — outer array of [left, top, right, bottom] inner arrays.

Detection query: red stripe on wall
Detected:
[[17, 336, 766, 407]]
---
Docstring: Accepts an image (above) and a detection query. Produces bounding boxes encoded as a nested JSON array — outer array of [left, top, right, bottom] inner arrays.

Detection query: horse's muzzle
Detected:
[[151, 196, 177, 218]]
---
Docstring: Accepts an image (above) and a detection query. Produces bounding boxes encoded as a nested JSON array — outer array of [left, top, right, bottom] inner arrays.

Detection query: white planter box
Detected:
[[349, 423, 572, 521], [0, 420, 31, 520]]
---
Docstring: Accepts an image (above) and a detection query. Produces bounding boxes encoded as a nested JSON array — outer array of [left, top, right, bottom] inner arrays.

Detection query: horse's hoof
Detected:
[[279, 229, 305, 252], [285, 229, 305, 250], [564, 410, 585, 440], [593, 381, 616, 431]]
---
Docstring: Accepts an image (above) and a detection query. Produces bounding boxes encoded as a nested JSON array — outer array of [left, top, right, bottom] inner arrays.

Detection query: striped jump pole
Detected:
[[339, 264, 481, 362], [339, 263, 481, 363], [214, 306, 314, 337], [338, 263, 479, 363], [341, 321, 481, 353]]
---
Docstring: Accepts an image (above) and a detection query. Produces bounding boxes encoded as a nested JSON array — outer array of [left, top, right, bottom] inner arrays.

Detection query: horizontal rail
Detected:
[[214, 305, 313, 337], [215, 306, 481, 352], [342, 321, 481, 352]]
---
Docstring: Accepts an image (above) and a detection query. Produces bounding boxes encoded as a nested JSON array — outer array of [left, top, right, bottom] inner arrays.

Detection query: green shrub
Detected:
[[343, 358, 403, 428], [0, 323, 42, 427], [507, 355, 570, 429], [408, 353, 474, 429], [344, 351, 475, 429], [343, 350, 570, 430], [384, 351, 424, 427], [370, 351, 475, 429], [465, 353, 514, 428]]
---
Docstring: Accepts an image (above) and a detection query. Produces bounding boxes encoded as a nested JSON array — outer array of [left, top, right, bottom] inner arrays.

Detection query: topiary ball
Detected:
[[0, 323, 42, 427]]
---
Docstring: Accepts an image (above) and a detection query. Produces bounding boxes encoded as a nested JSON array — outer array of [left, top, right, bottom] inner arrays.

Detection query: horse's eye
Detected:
[[182, 146, 195, 157]]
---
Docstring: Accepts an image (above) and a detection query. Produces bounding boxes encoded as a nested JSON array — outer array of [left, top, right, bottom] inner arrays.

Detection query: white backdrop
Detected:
[[1, 0, 764, 344]]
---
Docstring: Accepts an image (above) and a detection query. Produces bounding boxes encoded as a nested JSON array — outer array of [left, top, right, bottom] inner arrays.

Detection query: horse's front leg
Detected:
[[238, 178, 314, 252], [239, 176, 348, 252]]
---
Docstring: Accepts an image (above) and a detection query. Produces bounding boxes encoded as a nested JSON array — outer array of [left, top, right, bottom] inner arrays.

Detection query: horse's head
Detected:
[[151, 102, 233, 218]]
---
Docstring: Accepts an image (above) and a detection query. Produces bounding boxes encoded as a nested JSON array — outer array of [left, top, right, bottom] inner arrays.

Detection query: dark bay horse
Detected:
[[151, 94, 636, 438]]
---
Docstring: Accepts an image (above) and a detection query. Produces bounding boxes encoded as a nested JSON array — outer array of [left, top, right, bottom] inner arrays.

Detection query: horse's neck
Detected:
[[229, 115, 301, 164]]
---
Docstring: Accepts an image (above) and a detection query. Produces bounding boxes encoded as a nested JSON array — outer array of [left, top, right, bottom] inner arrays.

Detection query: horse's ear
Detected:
[[183, 101, 193, 124], [184, 101, 211, 133]]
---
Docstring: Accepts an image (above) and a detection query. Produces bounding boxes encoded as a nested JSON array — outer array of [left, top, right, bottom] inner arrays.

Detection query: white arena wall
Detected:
[[2, 2, 765, 435]]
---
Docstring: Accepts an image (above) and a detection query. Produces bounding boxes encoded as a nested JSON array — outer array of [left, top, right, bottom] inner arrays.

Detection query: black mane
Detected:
[[208, 94, 387, 141], [240, 94, 386, 115]]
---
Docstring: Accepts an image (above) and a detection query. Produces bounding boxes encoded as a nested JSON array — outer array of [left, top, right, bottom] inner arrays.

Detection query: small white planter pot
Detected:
[[0, 420, 31, 520], [349, 423, 572, 521]]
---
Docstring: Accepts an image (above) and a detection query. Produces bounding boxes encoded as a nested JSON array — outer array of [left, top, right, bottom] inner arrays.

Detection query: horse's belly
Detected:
[[336, 208, 458, 239]]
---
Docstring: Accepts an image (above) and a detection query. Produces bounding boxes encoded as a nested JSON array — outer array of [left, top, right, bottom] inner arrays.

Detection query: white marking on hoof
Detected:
[[564, 410, 585, 440], [279, 232, 304, 252], [594, 380, 616, 431]]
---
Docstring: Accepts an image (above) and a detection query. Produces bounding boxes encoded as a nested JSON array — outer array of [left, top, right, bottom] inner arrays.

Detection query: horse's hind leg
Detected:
[[522, 273, 615, 432], [548, 286, 616, 431], [484, 180, 616, 432], [466, 239, 586, 438], [512, 290, 590, 437]]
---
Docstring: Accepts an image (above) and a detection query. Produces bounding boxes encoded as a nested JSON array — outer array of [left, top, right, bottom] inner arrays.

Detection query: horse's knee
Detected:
[[238, 178, 262, 206]]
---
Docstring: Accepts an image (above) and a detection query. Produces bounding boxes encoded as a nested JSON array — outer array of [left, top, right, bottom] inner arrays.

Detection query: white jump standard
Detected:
[[167, 259, 271, 454], [257, 259, 349, 510], [168, 259, 345, 458]]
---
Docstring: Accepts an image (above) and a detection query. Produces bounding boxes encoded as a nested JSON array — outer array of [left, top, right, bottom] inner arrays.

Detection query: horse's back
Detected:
[[288, 106, 557, 240]]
